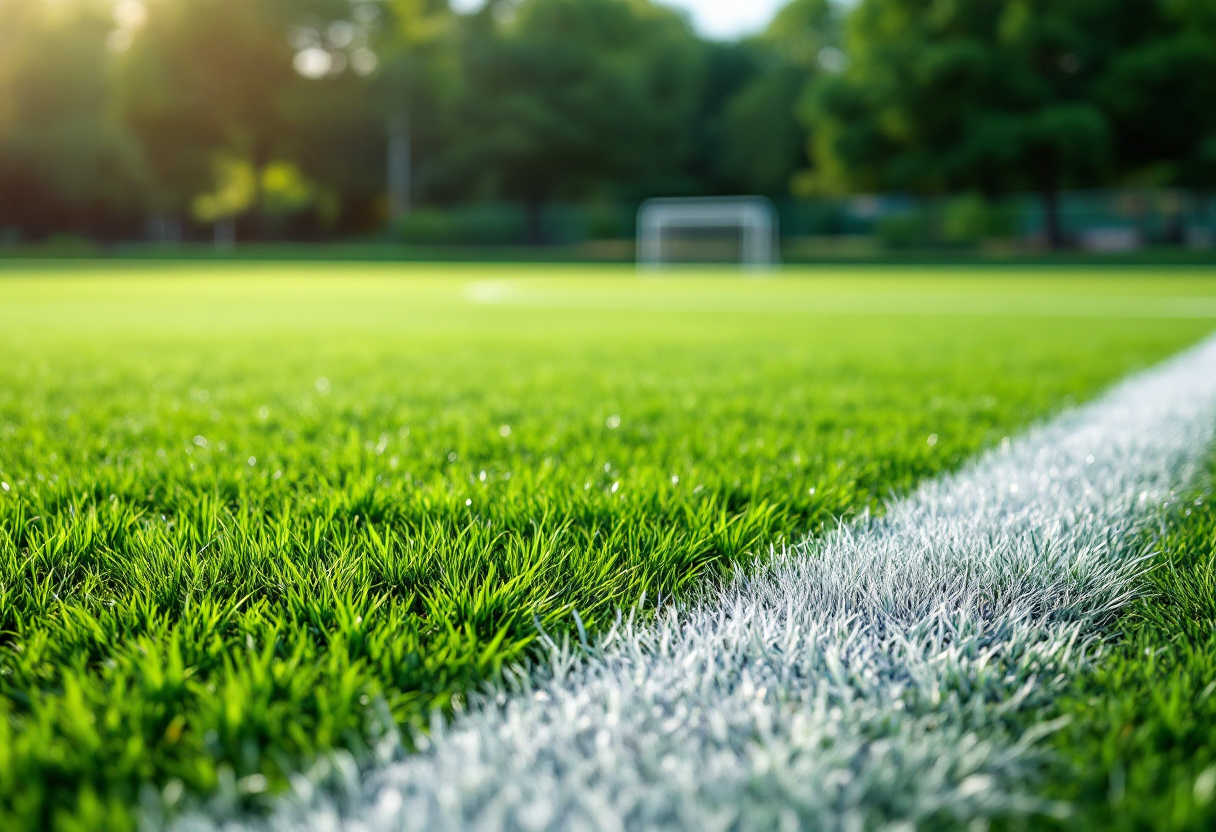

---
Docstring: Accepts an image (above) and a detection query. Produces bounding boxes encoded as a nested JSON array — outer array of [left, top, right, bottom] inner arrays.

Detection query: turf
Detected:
[[0, 262, 1212, 830], [1035, 466, 1216, 832]]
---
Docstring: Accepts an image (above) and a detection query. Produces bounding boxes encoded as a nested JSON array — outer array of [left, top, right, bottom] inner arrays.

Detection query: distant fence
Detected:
[[782, 190, 1216, 251], [392, 190, 1216, 253]]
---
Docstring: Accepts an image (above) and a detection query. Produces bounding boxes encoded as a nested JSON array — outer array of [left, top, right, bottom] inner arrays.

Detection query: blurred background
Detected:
[[1, 0, 1214, 260]]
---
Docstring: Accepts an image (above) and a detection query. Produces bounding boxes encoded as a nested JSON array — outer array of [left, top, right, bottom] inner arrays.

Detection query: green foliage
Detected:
[[801, 0, 1216, 245], [1098, 25, 1216, 188], [0, 0, 146, 238], [453, 0, 703, 213], [0, 263, 1212, 830], [118, 0, 377, 231], [686, 1, 840, 198], [5, 0, 1216, 244], [1033, 470, 1216, 831], [805, 0, 1112, 193], [715, 66, 807, 196], [395, 204, 527, 246], [875, 194, 1019, 249], [763, 0, 843, 70], [940, 193, 1018, 243], [392, 203, 633, 247]]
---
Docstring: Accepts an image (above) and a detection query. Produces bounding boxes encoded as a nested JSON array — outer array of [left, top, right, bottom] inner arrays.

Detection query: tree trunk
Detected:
[[251, 146, 270, 242], [388, 109, 411, 221]]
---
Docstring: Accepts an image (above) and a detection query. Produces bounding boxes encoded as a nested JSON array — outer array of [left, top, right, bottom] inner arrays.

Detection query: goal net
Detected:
[[637, 196, 778, 271]]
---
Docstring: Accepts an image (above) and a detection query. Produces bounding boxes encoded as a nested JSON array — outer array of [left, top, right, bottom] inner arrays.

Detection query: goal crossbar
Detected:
[[637, 196, 777, 271]]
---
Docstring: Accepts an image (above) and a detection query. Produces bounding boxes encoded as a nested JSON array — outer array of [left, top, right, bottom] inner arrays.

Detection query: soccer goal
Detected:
[[637, 196, 778, 271]]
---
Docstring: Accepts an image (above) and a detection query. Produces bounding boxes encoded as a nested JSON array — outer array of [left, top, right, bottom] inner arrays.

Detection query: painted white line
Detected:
[[465, 280, 1216, 318], [175, 334, 1216, 832]]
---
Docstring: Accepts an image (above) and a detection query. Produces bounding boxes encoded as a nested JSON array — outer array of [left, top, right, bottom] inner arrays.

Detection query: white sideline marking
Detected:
[[465, 280, 1216, 318], [174, 334, 1216, 832]]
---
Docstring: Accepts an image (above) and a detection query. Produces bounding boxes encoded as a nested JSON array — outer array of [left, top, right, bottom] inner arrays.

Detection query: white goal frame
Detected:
[[637, 196, 778, 271]]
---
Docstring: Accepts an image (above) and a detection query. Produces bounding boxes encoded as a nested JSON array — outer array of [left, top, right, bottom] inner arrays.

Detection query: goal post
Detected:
[[637, 196, 778, 271]]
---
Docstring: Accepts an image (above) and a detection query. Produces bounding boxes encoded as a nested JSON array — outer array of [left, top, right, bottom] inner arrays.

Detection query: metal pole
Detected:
[[388, 109, 411, 220]]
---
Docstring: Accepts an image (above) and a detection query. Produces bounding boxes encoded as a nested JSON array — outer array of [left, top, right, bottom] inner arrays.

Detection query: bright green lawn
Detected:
[[0, 262, 1213, 830], [1037, 467, 1216, 832]]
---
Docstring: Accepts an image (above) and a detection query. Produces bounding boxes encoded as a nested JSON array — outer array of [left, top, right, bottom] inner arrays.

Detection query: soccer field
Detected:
[[1, 262, 1215, 831]]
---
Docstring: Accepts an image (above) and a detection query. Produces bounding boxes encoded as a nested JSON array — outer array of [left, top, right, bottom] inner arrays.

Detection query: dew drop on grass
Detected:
[[671, 475, 679, 485], [465, 499, 472, 506], [193, 435, 207, 448], [927, 433, 938, 446], [499, 424, 511, 437], [606, 415, 621, 429], [247, 456, 256, 467], [315, 377, 330, 395], [448, 451, 458, 462], [0, 482, 8, 492], [257, 406, 270, 420]]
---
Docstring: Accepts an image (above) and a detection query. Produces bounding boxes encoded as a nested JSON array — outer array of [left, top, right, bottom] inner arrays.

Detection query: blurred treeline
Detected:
[[1, 0, 1214, 248]]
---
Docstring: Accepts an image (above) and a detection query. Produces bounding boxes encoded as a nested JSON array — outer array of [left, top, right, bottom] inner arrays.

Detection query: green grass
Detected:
[[1035, 468, 1216, 832], [0, 262, 1213, 830]]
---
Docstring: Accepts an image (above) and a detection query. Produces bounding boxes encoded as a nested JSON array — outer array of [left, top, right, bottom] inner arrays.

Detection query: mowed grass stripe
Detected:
[[0, 264, 1212, 831], [177, 334, 1216, 832], [467, 281, 1216, 319]]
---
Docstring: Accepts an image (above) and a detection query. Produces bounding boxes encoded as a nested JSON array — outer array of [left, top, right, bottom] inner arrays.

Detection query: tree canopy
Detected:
[[802, 0, 1216, 246], [0, 0, 1213, 244]]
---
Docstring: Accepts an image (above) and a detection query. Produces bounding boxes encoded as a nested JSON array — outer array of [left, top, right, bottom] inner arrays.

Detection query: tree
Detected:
[[375, 0, 460, 219], [804, 0, 1132, 248], [1097, 1, 1216, 190], [712, 0, 843, 197], [451, 0, 705, 240], [0, 0, 145, 240], [117, 0, 379, 239]]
